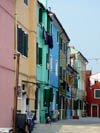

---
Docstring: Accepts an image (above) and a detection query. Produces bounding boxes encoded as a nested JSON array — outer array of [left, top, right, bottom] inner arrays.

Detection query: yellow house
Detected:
[[59, 28, 70, 119], [15, 0, 37, 113]]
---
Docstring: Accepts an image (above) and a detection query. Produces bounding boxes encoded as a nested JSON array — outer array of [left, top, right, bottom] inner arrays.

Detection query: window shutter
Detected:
[[39, 48, 42, 65], [74, 78, 78, 88], [36, 43, 39, 64], [24, 33, 28, 57], [60, 66, 62, 79], [17, 27, 22, 53], [39, 8, 43, 24], [44, 89, 49, 107], [57, 31, 59, 42], [21, 30, 24, 55], [60, 38, 62, 49], [49, 88, 53, 102]]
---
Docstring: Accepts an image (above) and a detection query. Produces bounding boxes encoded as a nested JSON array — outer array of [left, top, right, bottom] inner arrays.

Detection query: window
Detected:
[[24, 0, 28, 5], [94, 89, 100, 98], [36, 43, 42, 65], [55, 60, 58, 76], [59, 38, 62, 50], [63, 69, 66, 80], [60, 66, 62, 79], [38, 48, 42, 65], [39, 8, 43, 24], [17, 26, 28, 57], [63, 43, 66, 54], [57, 31, 59, 42], [36, 43, 39, 64]]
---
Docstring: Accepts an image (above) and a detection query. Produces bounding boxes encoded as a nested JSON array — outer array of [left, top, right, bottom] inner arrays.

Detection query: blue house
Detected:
[[49, 12, 59, 118]]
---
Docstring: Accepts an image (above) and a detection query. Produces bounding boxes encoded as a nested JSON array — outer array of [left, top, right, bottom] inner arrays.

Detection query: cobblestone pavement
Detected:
[[32, 117, 100, 133]]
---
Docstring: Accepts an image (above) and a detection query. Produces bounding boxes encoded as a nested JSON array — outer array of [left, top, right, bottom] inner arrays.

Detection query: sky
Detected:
[[47, 0, 100, 74]]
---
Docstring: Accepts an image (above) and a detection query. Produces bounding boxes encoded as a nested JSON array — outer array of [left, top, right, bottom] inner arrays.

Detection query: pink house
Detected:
[[0, 0, 14, 128]]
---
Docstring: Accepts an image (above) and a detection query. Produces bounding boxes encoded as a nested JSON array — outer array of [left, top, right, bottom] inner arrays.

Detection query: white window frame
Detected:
[[94, 89, 100, 99]]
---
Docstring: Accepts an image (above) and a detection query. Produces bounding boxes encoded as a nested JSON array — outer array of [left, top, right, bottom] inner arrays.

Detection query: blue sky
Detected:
[[48, 0, 100, 74]]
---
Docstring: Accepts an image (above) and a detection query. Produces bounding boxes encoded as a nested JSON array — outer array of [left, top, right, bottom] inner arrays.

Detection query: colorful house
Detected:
[[36, 0, 53, 123], [86, 72, 100, 117], [86, 70, 92, 116], [16, 0, 37, 114], [87, 81, 100, 117], [66, 47, 78, 119], [48, 12, 60, 119], [59, 24, 70, 119], [70, 46, 88, 117], [0, 0, 14, 129], [66, 64, 78, 119]]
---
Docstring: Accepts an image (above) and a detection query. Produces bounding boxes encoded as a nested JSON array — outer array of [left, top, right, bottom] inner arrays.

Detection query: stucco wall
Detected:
[[0, 0, 14, 127]]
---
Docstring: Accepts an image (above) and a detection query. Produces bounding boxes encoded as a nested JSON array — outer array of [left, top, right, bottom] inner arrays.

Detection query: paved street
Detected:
[[32, 117, 100, 133]]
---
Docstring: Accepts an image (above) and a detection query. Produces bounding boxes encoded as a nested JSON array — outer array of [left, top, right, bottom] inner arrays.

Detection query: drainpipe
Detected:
[[13, 53, 20, 133]]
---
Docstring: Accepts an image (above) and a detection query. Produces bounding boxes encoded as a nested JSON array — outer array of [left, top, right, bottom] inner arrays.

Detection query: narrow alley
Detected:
[[33, 117, 100, 133]]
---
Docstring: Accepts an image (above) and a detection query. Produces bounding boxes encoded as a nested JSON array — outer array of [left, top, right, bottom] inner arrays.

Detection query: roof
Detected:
[[37, 0, 46, 10], [48, 10, 70, 42], [78, 51, 88, 63], [91, 81, 100, 88]]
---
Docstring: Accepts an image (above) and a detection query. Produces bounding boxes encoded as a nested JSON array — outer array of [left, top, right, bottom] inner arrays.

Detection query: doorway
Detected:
[[91, 104, 98, 117]]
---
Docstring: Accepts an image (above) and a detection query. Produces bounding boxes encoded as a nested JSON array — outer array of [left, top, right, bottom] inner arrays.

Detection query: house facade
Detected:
[[48, 12, 60, 119], [36, 0, 53, 123], [59, 25, 70, 119], [87, 82, 100, 117], [66, 47, 78, 119], [86, 72, 100, 117], [0, 0, 15, 128], [69, 46, 88, 117], [16, 0, 37, 114]]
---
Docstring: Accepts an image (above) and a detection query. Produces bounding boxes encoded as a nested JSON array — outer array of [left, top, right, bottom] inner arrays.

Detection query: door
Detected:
[[92, 105, 98, 117]]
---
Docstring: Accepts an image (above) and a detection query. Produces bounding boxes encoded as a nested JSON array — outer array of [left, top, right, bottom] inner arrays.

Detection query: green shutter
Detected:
[[36, 43, 39, 64], [74, 78, 78, 88], [39, 8, 43, 24], [39, 48, 42, 64], [44, 89, 50, 107], [49, 88, 53, 102]]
